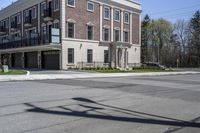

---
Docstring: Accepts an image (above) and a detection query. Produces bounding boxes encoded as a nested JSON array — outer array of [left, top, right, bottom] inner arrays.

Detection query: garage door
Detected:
[[42, 51, 60, 70], [25, 52, 38, 69], [12, 53, 22, 68]]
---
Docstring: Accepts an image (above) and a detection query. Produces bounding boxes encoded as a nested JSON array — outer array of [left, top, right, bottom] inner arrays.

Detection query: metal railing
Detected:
[[77, 62, 110, 68]]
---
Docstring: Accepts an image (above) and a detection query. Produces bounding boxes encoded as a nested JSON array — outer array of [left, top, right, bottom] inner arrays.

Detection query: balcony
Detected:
[[43, 8, 52, 21], [24, 16, 32, 27], [0, 26, 6, 35], [11, 22, 17, 31]]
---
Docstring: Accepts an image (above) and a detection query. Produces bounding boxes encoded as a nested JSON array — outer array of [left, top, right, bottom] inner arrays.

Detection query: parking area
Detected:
[[0, 74, 200, 133]]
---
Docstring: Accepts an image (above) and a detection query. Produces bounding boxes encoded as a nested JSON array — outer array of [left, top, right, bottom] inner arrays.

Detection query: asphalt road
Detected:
[[0, 74, 200, 133]]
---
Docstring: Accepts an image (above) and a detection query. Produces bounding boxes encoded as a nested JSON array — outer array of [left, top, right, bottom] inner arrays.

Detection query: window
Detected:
[[41, 2, 47, 16], [68, 48, 74, 64], [124, 12, 129, 24], [32, 7, 36, 19], [103, 28, 109, 41], [53, 22, 59, 28], [87, 25, 93, 40], [114, 29, 120, 42], [67, 0, 75, 7], [104, 7, 110, 19], [54, 0, 59, 11], [114, 10, 120, 21], [104, 50, 109, 63], [68, 22, 75, 38], [87, 2, 94, 12], [17, 14, 21, 24], [124, 31, 129, 42], [87, 49, 93, 63]]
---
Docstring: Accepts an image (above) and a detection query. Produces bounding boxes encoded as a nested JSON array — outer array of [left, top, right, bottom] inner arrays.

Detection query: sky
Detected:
[[139, 0, 200, 23], [0, 0, 200, 23]]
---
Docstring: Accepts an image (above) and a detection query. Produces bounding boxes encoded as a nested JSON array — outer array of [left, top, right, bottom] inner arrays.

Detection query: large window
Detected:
[[114, 10, 120, 21], [17, 14, 21, 24], [68, 22, 75, 38], [124, 12, 129, 24], [104, 7, 110, 19], [124, 31, 129, 42], [32, 7, 36, 19], [68, 48, 74, 64], [41, 2, 47, 16], [114, 29, 120, 42], [87, 25, 93, 40], [87, 49, 93, 63], [103, 28, 109, 41], [87, 2, 94, 12], [67, 0, 75, 7], [104, 50, 109, 63]]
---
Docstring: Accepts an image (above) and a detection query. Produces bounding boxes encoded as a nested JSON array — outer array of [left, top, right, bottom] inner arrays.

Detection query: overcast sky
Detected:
[[1, 0, 200, 23]]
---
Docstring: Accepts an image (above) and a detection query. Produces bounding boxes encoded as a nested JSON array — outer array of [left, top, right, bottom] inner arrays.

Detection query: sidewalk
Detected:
[[0, 71, 199, 82]]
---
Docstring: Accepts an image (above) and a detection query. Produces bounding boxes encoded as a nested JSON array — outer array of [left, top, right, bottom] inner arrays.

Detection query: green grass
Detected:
[[0, 70, 27, 75]]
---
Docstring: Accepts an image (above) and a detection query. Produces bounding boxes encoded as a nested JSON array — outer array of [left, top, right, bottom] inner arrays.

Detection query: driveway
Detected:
[[0, 74, 200, 133]]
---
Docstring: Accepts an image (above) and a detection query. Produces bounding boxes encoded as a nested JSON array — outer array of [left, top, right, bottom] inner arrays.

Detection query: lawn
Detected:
[[0, 70, 27, 75]]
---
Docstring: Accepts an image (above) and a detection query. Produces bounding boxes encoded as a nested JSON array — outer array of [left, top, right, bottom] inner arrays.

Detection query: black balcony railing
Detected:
[[44, 8, 52, 18], [24, 16, 32, 24], [0, 26, 6, 32], [11, 21, 17, 29]]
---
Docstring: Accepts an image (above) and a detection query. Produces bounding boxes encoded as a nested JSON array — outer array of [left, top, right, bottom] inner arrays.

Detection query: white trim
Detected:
[[100, 4, 103, 41], [62, 38, 99, 43], [67, 21, 75, 38], [87, 25, 94, 40], [67, 19, 76, 23], [86, 21, 94, 26], [87, 1, 94, 12]]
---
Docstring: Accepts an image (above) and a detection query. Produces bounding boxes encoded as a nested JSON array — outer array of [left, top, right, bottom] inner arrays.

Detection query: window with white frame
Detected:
[[17, 14, 21, 24], [114, 10, 120, 21], [41, 2, 47, 16], [68, 22, 75, 38], [87, 49, 93, 63], [32, 7, 36, 19], [124, 31, 129, 42], [103, 28, 109, 41], [87, 2, 94, 12], [67, 0, 75, 7], [104, 7, 110, 19], [54, 0, 59, 11], [104, 50, 109, 63], [53, 22, 59, 29], [124, 12, 129, 24], [114, 29, 120, 42], [68, 48, 74, 64], [87, 25, 93, 40]]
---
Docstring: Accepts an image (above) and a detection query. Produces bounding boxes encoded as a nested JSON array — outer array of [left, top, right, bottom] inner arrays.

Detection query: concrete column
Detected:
[[115, 48, 118, 68], [61, 0, 66, 39], [130, 13, 133, 44], [100, 4, 103, 41], [38, 51, 41, 69], [111, 7, 114, 42], [125, 48, 128, 68], [21, 52, 25, 68], [121, 10, 124, 42]]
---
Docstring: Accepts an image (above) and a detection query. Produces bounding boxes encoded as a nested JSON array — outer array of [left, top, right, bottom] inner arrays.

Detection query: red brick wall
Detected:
[[132, 13, 139, 44]]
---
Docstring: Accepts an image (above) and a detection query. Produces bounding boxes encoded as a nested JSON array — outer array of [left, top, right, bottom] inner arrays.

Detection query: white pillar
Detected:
[[130, 13, 133, 44], [111, 7, 114, 42], [100, 4, 103, 41], [121, 10, 124, 42], [61, 0, 66, 39]]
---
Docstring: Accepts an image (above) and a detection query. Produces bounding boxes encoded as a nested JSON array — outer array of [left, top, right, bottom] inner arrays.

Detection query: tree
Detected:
[[141, 14, 151, 63]]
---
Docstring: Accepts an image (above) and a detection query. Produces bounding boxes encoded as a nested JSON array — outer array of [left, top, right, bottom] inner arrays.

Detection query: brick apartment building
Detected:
[[0, 0, 142, 70]]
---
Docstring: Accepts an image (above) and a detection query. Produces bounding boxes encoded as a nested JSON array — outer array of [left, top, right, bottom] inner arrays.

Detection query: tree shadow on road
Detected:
[[24, 97, 200, 128]]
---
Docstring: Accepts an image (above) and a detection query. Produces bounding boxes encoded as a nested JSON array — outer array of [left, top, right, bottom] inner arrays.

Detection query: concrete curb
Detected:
[[0, 71, 199, 82]]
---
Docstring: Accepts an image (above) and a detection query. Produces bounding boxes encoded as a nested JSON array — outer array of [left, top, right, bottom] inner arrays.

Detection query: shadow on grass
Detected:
[[24, 97, 200, 128]]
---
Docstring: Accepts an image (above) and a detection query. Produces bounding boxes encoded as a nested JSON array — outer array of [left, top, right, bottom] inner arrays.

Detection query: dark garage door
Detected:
[[12, 53, 22, 68], [25, 52, 38, 69], [42, 51, 60, 70]]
